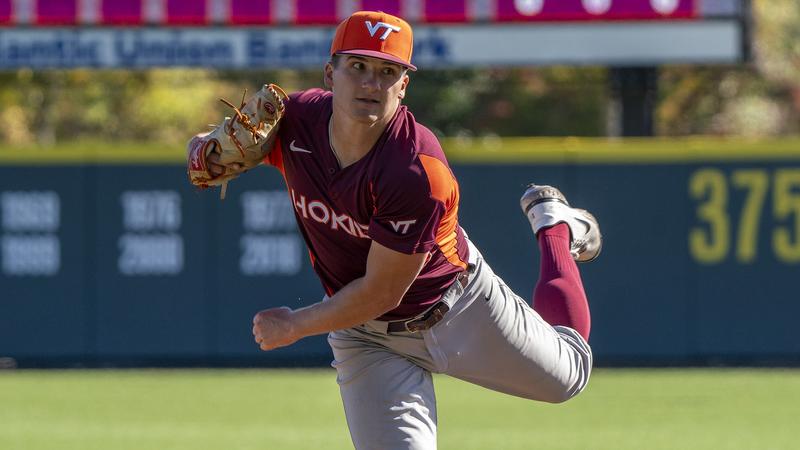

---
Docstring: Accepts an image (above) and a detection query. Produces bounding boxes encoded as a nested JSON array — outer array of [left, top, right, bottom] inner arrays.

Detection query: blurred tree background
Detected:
[[0, 0, 797, 146]]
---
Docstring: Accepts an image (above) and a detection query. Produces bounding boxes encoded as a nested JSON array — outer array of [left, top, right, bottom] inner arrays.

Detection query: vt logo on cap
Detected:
[[365, 21, 401, 40], [330, 11, 417, 71]]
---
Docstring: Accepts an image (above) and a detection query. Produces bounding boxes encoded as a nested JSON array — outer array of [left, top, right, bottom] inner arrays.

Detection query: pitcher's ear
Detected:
[[398, 74, 409, 99]]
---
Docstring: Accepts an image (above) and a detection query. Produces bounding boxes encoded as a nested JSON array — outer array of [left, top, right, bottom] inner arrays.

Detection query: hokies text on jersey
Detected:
[[291, 188, 369, 239], [290, 189, 418, 239]]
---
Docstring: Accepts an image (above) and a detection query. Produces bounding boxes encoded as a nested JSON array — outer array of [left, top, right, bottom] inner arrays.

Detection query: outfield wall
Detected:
[[1, 138, 799, 366]]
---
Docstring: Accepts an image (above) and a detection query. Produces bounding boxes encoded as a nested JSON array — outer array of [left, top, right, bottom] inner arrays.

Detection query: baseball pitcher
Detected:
[[188, 11, 600, 450]]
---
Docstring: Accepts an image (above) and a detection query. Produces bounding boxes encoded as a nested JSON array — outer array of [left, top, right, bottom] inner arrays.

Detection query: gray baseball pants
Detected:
[[327, 242, 593, 450]]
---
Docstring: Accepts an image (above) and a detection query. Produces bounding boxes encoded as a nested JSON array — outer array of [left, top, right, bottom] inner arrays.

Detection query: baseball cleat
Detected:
[[520, 184, 602, 262]]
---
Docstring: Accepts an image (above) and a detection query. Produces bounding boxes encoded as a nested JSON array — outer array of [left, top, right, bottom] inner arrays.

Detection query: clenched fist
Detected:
[[252, 307, 300, 351]]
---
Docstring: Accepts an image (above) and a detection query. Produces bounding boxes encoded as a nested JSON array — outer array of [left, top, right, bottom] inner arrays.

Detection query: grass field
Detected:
[[1, 369, 798, 450]]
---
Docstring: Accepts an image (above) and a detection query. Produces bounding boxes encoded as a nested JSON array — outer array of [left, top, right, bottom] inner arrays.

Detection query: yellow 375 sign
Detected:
[[689, 168, 800, 264]]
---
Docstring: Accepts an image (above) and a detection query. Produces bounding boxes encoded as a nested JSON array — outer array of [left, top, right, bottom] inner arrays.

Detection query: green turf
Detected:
[[1, 368, 797, 450]]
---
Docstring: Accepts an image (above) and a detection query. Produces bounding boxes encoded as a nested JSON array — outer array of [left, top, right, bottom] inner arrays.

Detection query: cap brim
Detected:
[[336, 49, 417, 71]]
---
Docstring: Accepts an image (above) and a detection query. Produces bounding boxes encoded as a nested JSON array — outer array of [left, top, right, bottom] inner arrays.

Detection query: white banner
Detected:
[[0, 21, 742, 69]]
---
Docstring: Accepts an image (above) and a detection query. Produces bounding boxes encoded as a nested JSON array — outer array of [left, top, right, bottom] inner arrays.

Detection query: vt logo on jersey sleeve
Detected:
[[389, 219, 417, 234]]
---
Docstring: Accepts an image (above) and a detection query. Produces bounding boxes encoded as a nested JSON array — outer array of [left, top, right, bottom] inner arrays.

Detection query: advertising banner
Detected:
[[0, 21, 742, 69]]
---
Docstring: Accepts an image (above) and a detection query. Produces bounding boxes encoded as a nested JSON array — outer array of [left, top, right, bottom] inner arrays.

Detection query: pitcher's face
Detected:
[[326, 55, 409, 124]]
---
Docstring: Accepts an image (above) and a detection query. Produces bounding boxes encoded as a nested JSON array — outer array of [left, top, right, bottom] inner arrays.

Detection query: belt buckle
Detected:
[[404, 303, 447, 333], [403, 312, 428, 333], [404, 320, 423, 333]]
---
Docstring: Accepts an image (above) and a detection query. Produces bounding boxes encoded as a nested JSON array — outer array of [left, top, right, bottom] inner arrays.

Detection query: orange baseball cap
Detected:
[[330, 11, 416, 71]]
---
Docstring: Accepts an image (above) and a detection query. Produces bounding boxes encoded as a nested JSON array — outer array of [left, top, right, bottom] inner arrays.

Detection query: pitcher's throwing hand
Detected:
[[252, 307, 299, 351]]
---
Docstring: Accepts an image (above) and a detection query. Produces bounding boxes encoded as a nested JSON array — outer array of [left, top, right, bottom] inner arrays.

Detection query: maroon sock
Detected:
[[532, 223, 591, 341]]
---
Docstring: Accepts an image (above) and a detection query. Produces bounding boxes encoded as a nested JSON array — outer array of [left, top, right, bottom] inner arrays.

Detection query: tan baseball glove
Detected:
[[187, 83, 287, 199]]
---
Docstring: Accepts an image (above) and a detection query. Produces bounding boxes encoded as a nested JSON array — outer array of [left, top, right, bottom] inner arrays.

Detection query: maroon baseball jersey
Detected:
[[264, 89, 469, 320]]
